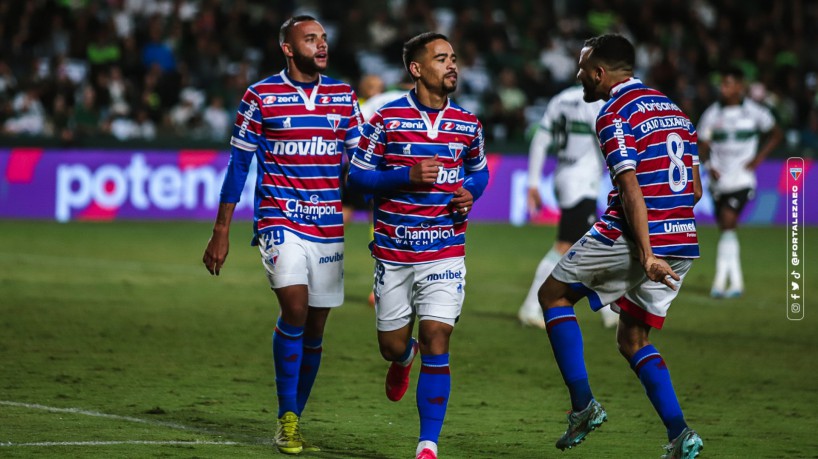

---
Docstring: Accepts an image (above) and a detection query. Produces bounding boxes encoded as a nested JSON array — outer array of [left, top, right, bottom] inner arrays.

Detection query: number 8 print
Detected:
[[666, 133, 688, 193]]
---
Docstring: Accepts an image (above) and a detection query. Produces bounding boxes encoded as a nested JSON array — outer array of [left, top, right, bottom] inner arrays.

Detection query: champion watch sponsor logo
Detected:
[[636, 100, 681, 113], [395, 223, 455, 245], [284, 194, 339, 220], [270, 137, 338, 155]]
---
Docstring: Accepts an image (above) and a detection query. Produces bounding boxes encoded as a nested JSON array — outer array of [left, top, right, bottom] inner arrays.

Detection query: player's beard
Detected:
[[292, 52, 327, 75], [581, 79, 599, 102], [442, 73, 458, 94]]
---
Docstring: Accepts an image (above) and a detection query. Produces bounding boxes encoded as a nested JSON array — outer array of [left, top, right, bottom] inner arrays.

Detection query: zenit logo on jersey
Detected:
[[387, 119, 425, 130], [319, 94, 352, 104], [441, 121, 477, 133]]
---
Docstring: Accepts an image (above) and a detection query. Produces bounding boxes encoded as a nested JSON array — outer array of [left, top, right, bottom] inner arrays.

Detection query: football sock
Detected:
[[520, 248, 561, 316], [398, 337, 418, 366], [297, 336, 323, 415], [544, 306, 593, 411], [417, 353, 450, 443], [727, 231, 743, 291], [273, 318, 304, 417], [713, 230, 732, 292], [630, 344, 687, 441]]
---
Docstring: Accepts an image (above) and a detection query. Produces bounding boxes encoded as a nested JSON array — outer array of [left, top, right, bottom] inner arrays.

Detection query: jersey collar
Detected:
[[609, 77, 642, 98], [280, 70, 322, 111]]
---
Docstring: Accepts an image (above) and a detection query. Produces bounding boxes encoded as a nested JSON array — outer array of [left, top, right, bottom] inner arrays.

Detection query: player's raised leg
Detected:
[[538, 276, 607, 450]]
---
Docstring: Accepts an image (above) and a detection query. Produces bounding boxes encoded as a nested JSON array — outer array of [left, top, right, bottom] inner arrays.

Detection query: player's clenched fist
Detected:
[[409, 154, 443, 184]]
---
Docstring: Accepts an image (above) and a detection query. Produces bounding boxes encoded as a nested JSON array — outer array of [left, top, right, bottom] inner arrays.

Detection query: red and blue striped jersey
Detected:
[[351, 91, 487, 264], [591, 78, 700, 258], [221, 70, 363, 244]]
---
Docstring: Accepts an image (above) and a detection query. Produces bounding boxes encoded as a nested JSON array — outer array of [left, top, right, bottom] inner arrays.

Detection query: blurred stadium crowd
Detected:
[[1, 0, 817, 155]]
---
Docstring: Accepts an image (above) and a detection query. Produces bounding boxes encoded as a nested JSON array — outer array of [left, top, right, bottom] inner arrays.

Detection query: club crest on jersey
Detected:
[[327, 113, 341, 132], [790, 167, 802, 180], [448, 142, 464, 159]]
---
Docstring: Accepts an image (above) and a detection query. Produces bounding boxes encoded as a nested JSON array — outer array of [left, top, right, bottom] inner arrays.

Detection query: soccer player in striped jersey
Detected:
[[697, 66, 782, 299], [537, 35, 704, 458], [348, 32, 489, 459], [201, 15, 362, 455], [518, 85, 619, 329]]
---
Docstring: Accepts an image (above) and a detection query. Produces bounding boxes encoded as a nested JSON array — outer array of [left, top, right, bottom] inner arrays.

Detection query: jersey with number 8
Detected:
[[590, 78, 699, 259]]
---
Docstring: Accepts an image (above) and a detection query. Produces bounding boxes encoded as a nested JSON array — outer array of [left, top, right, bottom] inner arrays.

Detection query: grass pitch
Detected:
[[0, 221, 816, 458]]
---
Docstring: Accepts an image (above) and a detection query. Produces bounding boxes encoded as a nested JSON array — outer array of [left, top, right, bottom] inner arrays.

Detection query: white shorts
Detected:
[[550, 233, 693, 329], [373, 258, 466, 332], [258, 229, 344, 308]]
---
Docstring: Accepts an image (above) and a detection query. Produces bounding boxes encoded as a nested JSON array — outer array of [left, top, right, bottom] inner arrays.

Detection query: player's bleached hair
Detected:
[[279, 15, 317, 45], [402, 32, 449, 79], [583, 34, 635, 73]]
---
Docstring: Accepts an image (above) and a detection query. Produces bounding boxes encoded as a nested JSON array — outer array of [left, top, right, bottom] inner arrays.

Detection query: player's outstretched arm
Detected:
[[203, 202, 236, 276], [616, 170, 679, 290]]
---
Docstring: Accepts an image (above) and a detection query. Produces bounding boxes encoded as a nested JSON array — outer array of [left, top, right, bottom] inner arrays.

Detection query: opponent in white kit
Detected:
[[697, 66, 782, 298], [518, 84, 618, 328]]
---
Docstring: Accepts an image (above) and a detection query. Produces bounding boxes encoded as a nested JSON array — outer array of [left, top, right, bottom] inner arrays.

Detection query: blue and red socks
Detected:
[[630, 344, 688, 441], [273, 318, 303, 417], [544, 306, 594, 411], [417, 353, 450, 444], [297, 336, 323, 414]]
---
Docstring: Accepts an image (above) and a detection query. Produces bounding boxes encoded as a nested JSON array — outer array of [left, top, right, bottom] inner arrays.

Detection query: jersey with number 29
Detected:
[[592, 78, 699, 258]]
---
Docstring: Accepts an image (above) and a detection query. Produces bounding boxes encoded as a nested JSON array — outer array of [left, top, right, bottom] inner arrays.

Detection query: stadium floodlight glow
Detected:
[[786, 157, 805, 321]]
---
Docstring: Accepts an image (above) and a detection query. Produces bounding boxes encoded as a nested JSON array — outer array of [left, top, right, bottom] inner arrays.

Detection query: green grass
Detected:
[[0, 221, 816, 458]]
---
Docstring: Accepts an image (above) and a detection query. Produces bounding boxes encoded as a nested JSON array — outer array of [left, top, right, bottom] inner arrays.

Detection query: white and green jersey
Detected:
[[527, 85, 605, 208], [697, 99, 775, 194]]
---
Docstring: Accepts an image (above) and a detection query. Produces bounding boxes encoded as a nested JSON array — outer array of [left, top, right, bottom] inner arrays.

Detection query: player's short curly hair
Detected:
[[583, 34, 635, 73], [279, 15, 317, 45], [402, 32, 449, 79]]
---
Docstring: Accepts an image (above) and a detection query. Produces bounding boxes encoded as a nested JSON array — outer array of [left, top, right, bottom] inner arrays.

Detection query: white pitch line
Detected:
[[0, 400, 266, 444], [1, 440, 240, 447]]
